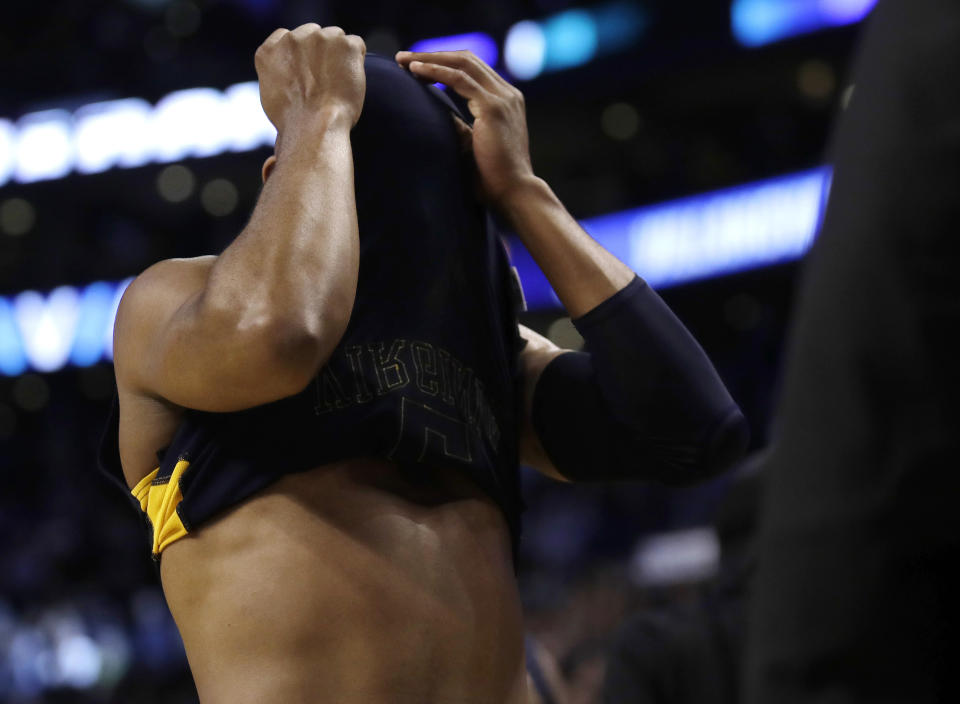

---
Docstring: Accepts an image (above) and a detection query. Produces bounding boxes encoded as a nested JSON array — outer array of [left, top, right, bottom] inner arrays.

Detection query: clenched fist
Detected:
[[256, 24, 366, 148]]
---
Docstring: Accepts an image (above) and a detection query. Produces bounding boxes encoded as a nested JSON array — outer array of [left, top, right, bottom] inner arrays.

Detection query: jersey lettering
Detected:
[[313, 366, 351, 415], [311, 338, 501, 451], [344, 344, 374, 403], [367, 340, 410, 395], [411, 341, 440, 396]]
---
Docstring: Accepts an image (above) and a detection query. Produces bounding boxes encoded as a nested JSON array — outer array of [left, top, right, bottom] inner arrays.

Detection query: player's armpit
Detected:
[[517, 323, 571, 482], [113, 256, 326, 413]]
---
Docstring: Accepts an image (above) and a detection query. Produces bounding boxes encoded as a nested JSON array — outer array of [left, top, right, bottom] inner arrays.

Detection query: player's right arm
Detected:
[[114, 25, 366, 413]]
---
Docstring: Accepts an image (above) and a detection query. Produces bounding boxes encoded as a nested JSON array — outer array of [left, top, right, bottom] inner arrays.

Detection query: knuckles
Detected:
[[254, 24, 365, 128], [346, 34, 366, 54], [453, 49, 480, 68], [291, 22, 321, 37], [486, 98, 508, 117], [257, 24, 364, 61]]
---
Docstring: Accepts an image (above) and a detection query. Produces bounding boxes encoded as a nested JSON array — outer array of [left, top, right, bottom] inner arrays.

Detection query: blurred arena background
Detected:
[[0, 1, 875, 702]]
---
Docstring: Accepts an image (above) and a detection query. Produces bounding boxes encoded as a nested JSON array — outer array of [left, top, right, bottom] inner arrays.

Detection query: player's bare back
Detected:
[[120, 390, 528, 704]]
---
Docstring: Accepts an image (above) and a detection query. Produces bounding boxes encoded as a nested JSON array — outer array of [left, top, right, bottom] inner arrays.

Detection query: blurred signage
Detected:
[[0, 84, 275, 188], [0, 3, 650, 190], [408, 32, 499, 67], [508, 167, 831, 308], [731, 0, 877, 47], [0, 1, 876, 190], [0, 279, 131, 376], [504, 1, 647, 80], [1, 167, 830, 376]]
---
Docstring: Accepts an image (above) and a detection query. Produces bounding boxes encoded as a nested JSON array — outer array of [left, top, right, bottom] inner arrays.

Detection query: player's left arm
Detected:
[[397, 48, 749, 484], [514, 309, 748, 485]]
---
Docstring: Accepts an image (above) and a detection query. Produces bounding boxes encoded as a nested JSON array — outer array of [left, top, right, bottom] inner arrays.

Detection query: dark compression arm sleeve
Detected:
[[531, 275, 748, 484]]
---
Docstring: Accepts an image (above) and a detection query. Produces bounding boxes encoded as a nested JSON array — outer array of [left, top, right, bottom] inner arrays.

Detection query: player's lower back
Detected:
[[157, 457, 528, 704]]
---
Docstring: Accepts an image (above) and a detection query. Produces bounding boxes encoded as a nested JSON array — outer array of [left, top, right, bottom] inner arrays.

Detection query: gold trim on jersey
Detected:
[[130, 459, 190, 558]]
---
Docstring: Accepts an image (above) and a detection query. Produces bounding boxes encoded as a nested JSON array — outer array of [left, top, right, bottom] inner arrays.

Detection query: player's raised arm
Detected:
[[115, 26, 366, 413], [397, 49, 749, 484]]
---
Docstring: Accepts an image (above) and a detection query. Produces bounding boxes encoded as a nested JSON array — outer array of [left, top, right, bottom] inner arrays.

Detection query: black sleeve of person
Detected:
[[531, 275, 749, 484]]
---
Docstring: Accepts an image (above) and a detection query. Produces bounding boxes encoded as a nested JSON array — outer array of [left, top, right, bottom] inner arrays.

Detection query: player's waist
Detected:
[[159, 458, 524, 702], [160, 457, 518, 591]]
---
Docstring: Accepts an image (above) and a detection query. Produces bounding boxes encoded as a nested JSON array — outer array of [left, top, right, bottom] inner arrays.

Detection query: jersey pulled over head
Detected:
[[98, 53, 527, 563], [353, 52, 475, 230], [348, 53, 483, 331]]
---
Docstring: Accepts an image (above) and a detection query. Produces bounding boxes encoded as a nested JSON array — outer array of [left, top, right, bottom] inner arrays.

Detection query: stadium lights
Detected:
[[0, 83, 275, 188], [629, 527, 721, 587], [0, 279, 131, 376], [731, 0, 877, 48], [0, 167, 830, 377], [509, 167, 830, 308], [0, 6, 647, 188], [409, 32, 499, 68], [504, 0, 647, 80], [0, 2, 873, 189]]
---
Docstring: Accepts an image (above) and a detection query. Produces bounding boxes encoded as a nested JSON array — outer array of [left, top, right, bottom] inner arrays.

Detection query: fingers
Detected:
[[261, 27, 289, 48], [257, 25, 365, 65], [450, 114, 474, 154], [347, 33, 367, 57], [290, 22, 323, 39], [261, 24, 360, 47], [314, 26, 364, 57], [396, 50, 507, 94], [318, 25, 345, 38], [255, 24, 367, 133], [255, 27, 289, 67], [404, 60, 486, 101]]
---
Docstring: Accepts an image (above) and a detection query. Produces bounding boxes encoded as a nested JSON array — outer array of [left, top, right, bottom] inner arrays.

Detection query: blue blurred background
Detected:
[[0, 0, 873, 701]]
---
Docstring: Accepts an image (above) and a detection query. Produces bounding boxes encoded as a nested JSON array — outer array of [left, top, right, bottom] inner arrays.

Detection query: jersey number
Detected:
[[387, 397, 472, 464]]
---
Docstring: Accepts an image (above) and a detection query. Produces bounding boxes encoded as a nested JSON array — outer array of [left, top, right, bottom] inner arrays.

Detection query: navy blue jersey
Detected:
[[98, 54, 527, 559]]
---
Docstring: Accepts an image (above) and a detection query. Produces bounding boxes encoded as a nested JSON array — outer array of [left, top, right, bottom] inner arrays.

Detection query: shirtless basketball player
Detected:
[[99, 24, 748, 704]]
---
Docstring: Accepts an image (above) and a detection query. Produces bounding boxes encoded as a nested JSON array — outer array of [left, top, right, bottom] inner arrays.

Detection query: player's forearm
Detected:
[[205, 114, 359, 353], [507, 177, 748, 482], [531, 279, 750, 484], [497, 175, 635, 318]]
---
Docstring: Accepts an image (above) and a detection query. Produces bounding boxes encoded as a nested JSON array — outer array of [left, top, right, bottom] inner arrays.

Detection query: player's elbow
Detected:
[[201, 300, 347, 398], [257, 312, 348, 391], [631, 407, 750, 487], [691, 407, 751, 482], [258, 323, 324, 395]]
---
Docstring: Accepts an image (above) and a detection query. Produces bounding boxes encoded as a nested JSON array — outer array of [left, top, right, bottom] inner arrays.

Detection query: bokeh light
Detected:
[[0, 198, 36, 237], [156, 164, 195, 202]]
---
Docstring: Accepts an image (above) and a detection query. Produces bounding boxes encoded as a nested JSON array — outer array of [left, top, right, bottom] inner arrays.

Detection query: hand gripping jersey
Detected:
[[98, 54, 527, 562]]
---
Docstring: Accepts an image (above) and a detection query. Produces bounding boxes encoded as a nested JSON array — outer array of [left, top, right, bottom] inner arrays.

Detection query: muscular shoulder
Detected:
[[119, 255, 217, 317], [113, 256, 219, 486], [116, 255, 217, 325], [113, 256, 217, 387]]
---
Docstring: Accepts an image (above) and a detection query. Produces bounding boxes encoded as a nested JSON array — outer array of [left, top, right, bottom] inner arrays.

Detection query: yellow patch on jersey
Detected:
[[130, 459, 190, 558]]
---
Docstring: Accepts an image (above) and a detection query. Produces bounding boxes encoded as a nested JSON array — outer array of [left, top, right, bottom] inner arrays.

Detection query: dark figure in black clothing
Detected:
[[602, 459, 762, 704], [745, 1, 960, 702]]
